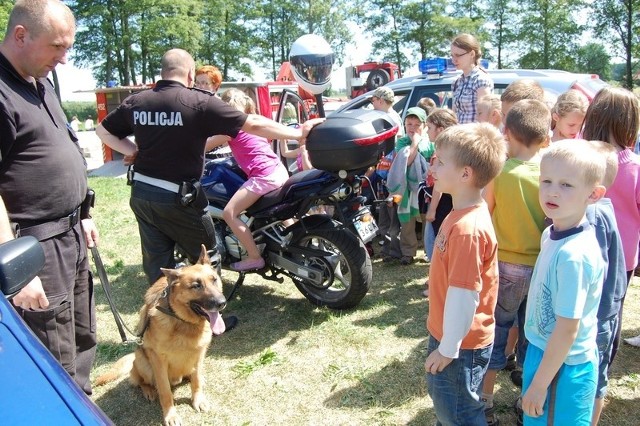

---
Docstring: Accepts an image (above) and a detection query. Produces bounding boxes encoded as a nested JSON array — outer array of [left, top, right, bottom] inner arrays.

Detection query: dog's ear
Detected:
[[160, 267, 180, 282], [197, 244, 210, 265]]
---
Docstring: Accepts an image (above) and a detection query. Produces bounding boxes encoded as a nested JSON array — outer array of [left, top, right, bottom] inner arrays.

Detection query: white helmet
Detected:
[[289, 34, 334, 95]]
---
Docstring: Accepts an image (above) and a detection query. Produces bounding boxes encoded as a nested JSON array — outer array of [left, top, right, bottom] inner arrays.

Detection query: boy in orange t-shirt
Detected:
[[424, 123, 506, 425]]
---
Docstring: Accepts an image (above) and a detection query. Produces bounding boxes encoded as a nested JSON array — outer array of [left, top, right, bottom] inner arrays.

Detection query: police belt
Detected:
[[132, 172, 180, 193], [18, 207, 81, 241]]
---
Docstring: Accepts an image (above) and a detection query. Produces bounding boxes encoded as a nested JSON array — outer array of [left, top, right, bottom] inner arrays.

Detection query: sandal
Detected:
[[231, 258, 265, 272]]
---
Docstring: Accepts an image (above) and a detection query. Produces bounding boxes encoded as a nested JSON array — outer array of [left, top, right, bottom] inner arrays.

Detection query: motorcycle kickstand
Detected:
[[226, 272, 245, 302]]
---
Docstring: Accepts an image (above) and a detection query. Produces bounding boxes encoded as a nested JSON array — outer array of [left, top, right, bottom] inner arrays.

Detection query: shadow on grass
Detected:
[[94, 378, 164, 425], [352, 256, 429, 339], [323, 340, 433, 413], [93, 264, 147, 315]]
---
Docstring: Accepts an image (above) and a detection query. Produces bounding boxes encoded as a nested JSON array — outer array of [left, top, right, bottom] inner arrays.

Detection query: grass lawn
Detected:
[[88, 176, 640, 425]]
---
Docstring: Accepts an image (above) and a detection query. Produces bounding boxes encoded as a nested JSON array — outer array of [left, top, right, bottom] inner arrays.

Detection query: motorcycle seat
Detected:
[[247, 169, 328, 214]]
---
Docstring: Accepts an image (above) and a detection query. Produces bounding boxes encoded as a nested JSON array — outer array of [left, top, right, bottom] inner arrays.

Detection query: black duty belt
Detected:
[[18, 207, 81, 241]]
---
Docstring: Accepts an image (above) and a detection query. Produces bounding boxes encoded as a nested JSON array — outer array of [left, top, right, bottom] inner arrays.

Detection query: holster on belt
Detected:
[[179, 180, 207, 209]]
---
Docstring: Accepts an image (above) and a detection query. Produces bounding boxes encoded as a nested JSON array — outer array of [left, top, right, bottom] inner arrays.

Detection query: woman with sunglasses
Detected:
[[450, 34, 494, 124]]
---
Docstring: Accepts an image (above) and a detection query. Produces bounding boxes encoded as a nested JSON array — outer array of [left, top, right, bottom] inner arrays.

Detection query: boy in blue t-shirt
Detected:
[[522, 140, 606, 425], [584, 141, 627, 425]]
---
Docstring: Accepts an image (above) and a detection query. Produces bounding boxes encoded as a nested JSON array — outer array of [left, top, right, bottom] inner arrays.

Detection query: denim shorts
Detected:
[[488, 261, 533, 370], [523, 344, 597, 425], [595, 315, 617, 398], [425, 335, 492, 426]]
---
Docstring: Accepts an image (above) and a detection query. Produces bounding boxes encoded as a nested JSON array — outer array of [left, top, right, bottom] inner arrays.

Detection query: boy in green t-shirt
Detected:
[[480, 99, 551, 425], [383, 107, 433, 265]]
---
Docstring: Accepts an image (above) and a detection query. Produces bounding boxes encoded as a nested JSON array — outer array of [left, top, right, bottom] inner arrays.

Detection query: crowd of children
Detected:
[[371, 70, 640, 425]]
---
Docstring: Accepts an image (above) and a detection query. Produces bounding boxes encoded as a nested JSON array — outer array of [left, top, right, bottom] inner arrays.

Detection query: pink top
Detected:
[[228, 131, 282, 178], [608, 148, 640, 271]]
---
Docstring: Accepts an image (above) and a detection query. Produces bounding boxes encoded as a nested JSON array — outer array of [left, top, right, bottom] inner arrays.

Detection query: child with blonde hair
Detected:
[[551, 89, 589, 142], [521, 140, 606, 425], [476, 94, 502, 129], [206, 88, 290, 271], [424, 123, 506, 424]]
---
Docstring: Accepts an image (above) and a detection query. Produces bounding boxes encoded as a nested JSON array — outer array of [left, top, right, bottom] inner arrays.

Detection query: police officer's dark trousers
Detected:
[[130, 181, 216, 285], [17, 221, 96, 395]]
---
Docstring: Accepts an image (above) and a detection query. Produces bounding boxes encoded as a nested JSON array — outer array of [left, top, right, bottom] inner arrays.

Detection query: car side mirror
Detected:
[[0, 236, 45, 299]]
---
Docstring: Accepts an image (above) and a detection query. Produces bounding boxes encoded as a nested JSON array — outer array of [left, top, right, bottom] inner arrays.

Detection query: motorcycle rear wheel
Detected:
[[290, 224, 372, 309]]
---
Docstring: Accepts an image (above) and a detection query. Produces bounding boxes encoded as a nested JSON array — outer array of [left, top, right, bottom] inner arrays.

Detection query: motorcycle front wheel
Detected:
[[289, 222, 372, 309]]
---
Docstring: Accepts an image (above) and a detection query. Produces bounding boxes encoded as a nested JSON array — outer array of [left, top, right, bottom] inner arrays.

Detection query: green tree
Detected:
[[574, 43, 612, 81], [362, 0, 409, 73], [73, 0, 203, 86], [138, 0, 203, 83], [402, 0, 460, 60], [197, 0, 254, 80], [516, 0, 584, 70], [0, 0, 13, 33], [484, 0, 519, 68], [591, 0, 639, 88], [449, 0, 484, 20]]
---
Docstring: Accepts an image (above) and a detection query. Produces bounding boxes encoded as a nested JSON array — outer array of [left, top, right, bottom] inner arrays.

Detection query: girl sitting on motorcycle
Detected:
[[206, 89, 290, 271]]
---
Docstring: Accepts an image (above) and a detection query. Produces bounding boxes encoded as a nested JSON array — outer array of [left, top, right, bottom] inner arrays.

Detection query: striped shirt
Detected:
[[452, 67, 494, 124]]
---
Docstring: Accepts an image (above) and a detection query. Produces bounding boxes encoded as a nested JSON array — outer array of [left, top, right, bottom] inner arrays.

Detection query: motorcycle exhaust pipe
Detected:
[[329, 185, 352, 202]]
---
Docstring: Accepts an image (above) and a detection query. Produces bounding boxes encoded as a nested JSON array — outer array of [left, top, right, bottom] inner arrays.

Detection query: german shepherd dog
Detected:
[[96, 245, 227, 426]]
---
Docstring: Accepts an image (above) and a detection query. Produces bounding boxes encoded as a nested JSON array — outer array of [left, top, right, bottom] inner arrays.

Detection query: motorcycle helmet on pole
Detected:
[[289, 34, 334, 117]]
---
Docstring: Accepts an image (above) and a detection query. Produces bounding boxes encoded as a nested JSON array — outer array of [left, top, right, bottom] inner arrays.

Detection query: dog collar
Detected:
[[155, 285, 187, 322]]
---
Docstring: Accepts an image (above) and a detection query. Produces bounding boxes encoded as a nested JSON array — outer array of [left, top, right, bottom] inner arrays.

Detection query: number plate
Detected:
[[354, 218, 378, 243]]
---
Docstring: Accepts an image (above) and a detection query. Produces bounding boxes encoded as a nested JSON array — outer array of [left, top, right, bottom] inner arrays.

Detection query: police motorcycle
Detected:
[[175, 36, 397, 310]]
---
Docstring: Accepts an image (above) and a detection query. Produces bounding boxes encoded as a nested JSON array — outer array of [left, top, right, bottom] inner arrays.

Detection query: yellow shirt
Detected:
[[492, 158, 546, 266]]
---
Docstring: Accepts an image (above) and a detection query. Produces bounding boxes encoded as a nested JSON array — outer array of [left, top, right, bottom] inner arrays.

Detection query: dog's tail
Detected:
[[94, 353, 135, 386]]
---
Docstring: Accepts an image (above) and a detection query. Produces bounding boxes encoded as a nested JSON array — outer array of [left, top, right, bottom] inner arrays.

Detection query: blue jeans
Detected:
[[488, 261, 533, 370], [425, 336, 492, 426], [595, 315, 617, 398]]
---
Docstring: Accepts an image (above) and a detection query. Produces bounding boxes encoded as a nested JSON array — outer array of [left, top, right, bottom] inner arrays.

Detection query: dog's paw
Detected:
[[192, 393, 210, 412], [164, 408, 182, 426], [140, 384, 157, 401]]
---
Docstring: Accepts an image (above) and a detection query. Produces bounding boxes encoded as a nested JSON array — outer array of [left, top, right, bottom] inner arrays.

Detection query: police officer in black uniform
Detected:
[[0, 0, 98, 394], [97, 48, 320, 332]]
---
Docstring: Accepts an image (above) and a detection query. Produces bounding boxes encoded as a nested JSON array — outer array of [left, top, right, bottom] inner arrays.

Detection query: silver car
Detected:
[[334, 68, 608, 118]]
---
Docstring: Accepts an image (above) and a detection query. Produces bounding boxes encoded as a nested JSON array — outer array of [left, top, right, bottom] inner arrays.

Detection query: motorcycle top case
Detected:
[[306, 109, 399, 172]]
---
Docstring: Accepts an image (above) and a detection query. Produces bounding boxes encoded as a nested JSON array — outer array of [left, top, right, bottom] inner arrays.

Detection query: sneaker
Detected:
[[223, 315, 238, 332], [514, 397, 523, 426], [382, 255, 398, 263], [231, 257, 265, 272], [510, 369, 523, 388], [624, 334, 640, 347], [422, 281, 429, 298], [504, 352, 516, 371], [400, 256, 414, 265], [484, 406, 500, 426]]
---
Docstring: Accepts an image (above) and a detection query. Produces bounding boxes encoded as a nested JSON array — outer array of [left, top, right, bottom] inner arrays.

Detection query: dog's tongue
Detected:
[[209, 311, 226, 335]]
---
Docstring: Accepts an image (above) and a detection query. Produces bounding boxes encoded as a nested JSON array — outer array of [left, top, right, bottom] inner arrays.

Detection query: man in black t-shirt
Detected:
[[97, 49, 320, 332], [0, 0, 98, 395]]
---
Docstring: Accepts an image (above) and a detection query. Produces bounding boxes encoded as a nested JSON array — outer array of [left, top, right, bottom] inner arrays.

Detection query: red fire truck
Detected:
[[345, 62, 402, 99]]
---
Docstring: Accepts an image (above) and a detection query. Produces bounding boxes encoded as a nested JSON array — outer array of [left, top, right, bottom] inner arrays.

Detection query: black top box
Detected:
[[306, 109, 399, 173]]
